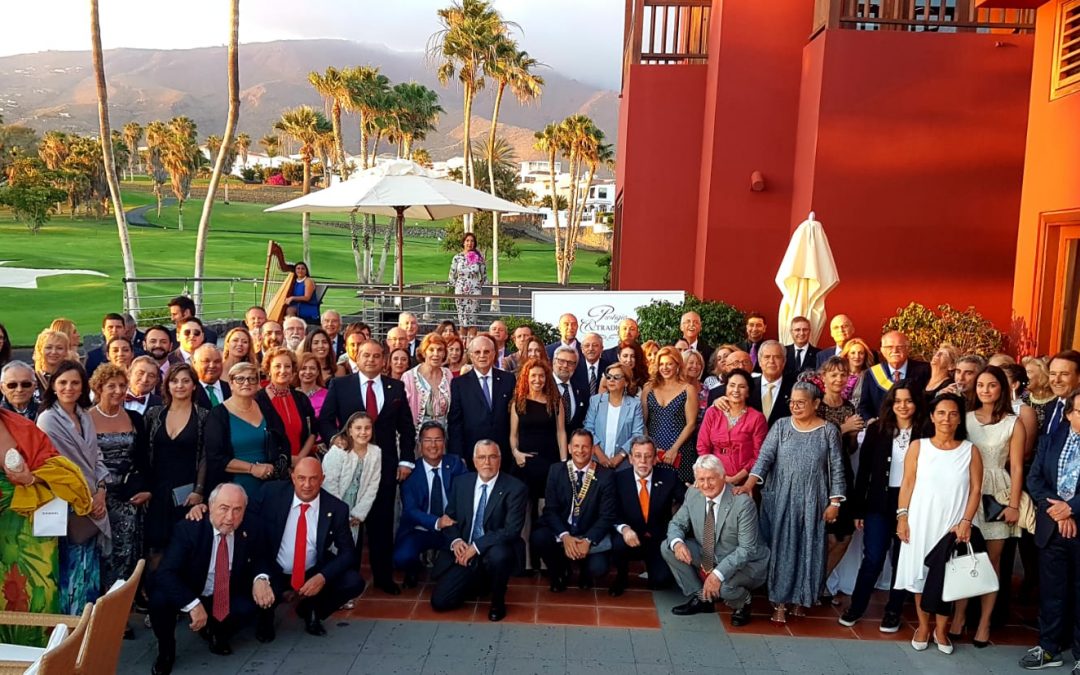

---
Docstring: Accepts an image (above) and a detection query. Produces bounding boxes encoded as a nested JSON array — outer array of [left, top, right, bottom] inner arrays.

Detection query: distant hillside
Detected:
[[0, 38, 619, 162]]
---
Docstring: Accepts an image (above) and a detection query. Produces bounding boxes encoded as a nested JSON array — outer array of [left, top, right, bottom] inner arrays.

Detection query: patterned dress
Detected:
[[402, 366, 452, 435], [98, 429, 144, 590], [819, 399, 857, 538], [751, 419, 845, 606], [646, 389, 695, 483], [968, 412, 1021, 540], [448, 251, 487, 328]]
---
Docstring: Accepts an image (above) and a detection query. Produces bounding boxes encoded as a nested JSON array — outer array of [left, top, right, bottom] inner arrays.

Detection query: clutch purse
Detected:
[[982, 494, 1005, 522], [942, 541, 999, 602]]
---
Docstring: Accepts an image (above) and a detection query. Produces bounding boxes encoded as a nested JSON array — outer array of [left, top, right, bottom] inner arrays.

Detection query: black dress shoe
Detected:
[[207, 632, 232, 656], [549, 576, 567, 593], [731, 603, 752, 627], [578, 574, 594, 590], [402, 572, 419, 589], [671, 597, 716, 616], [608, 578, 627, 597], [488, 604, 507, 622], [255, 617, 276, 644], [150, 654, 174, 675], [376, 581, 401, 596], [304, 616, 328, 637]]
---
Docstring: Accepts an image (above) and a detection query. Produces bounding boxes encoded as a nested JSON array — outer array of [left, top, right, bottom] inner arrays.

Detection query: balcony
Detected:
[[622, 0, 712, 89], [812, 0, 1035, 36]]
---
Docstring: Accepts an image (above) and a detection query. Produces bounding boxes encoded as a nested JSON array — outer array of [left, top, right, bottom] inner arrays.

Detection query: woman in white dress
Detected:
[[950, 366, 1025, 647], [895, 393, 983, 654]]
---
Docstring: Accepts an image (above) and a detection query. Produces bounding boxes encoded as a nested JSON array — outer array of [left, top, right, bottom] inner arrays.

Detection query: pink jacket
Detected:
[[696, 405, 768, 476]]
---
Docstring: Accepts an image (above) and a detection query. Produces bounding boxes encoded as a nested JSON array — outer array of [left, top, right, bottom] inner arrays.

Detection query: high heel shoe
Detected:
[[972, 629, 990, 649], [770, 604, 787, 625], [933, 633, 954, 655], [947, 623, 964, 642]]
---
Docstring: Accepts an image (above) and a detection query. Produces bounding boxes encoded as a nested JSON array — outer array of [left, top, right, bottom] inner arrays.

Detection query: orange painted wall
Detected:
[[613, 64, 707, 291], [1011, 0, 1080, 352], [692, 0, 814, 318], [790, 29, 1033, 336]]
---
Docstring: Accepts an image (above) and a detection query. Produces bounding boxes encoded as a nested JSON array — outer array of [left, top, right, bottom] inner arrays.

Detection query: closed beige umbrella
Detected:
[[774, 212, 840, 345]]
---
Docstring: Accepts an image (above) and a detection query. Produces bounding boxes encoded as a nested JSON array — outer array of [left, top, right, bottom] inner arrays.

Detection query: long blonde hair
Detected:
[[33, 329, 70, 373]]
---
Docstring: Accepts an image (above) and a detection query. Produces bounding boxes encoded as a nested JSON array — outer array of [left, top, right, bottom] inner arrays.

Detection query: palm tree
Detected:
[[533, 122, 565, 279], [391, 82, 443, 158], [411, 147, 433, 167], [342, 66, 391, 171], [38, 131, 70, 171], [161, 116, 198, 230], [258, 133, 280, 159], [193, 0, 240, 313], [275, 105, 332, 263], [235, 132, 250, 168], [428, 0, 507, 201], [122, 121, 143, 180], [485, 39, 543, 301], [89, 0, 139, 312], [309, 67, 353, 181], [556, 115, 612, 284], [144, 121, 169, 216]]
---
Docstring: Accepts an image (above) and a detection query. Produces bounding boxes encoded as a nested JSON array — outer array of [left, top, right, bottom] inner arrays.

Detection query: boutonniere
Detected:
[[241, 531, 248, 538]]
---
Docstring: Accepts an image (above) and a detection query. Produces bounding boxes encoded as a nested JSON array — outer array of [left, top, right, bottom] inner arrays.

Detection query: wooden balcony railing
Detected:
[[622, 0, 712, 90], [811, 0, 1035, 37]]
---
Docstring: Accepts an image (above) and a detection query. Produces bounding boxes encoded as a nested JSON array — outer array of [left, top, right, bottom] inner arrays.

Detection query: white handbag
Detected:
[[941, 542, 999, 602]]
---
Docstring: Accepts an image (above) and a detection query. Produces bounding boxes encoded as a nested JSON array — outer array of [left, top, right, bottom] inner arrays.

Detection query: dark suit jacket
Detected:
[[746, 374, 795, 426], [540, 462, 617, 545], [166, 348, 189, 368], [435, 471, 528, 575], [319, 374, 416, 484], [579, 357, 614, 395], [153, 517, 269, 609], [1027, 424, 1078, 548], [613, 465, 686, 543], [546, 341, 587, 384], [687, 339, 713, 366], [258, 482, 357, 584], [397, 455, 468, 535], [194, 380, 232, 410], [330, 334, 345, 358], [447, 368, 516, 463], [784, 343, 821, 377], [555, 378, 589, 435], [815, 346, 840, 368], [85, 344, 145, 377], [601, 345, 622, 365], [857, 360, 931, 420]]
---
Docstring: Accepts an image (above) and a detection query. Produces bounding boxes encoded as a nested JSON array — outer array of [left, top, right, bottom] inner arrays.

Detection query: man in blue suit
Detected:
[[1021, 380, 1080, 670], [448, 334, 516, 468], [610, 436, 686, 596], [394, 421, 468, 587], [546, 313, 586, 382]]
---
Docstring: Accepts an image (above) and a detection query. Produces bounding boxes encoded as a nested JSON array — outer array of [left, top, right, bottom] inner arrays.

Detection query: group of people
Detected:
[[2, 299, 1080, 673]]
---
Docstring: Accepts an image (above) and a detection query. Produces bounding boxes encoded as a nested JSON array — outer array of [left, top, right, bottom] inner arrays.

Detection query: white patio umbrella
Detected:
[[265, 159, 538, 292], [774, 211, 840, 345]]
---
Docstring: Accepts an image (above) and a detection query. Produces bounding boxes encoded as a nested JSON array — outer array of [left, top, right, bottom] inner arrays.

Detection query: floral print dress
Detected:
[[448, 251, 487, 328]]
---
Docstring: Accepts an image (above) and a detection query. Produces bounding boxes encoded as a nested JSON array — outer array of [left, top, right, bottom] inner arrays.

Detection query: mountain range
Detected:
[[0, 38, 620, 162]]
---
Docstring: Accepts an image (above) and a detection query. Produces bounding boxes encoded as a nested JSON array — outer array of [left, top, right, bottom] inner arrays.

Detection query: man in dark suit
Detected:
[[601, 318, 640, 363], [149, 483, 275, 675], [394, 421, 468, 587], [398, 311, 423, 362], [1020, 386, 1080, 670], [142, 325, 174, 378], [320, 310, 345, 358], [531, 429, 617, 591], [430, 439, 528, 622], [552, 345, 588, 434], [84, 312, 131, 376], [737, 312, 767, 368], [192, 344, 231, 409], [662, 454, 769, 624], [857, 331, 931, 420], [447, 334, 516, 467], [745, 341, 795, 427], [260, 458, 364, 637], [610, 436, 686, 596], [680, 311, 713, 365], [815, 314, 855, 368], [167, 318, 208, 367], [546, 313, 586, 382], [784, 316, 820, 377], [124, 356, 164, 416], [580, 333, 613, 396], [500, 325, 534, 372], [167, 295, 219, 346], [319, 339, 416, 595]]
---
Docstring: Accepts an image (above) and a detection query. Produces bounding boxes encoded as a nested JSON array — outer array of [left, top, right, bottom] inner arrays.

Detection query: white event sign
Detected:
[[532, 290, 686, 348]]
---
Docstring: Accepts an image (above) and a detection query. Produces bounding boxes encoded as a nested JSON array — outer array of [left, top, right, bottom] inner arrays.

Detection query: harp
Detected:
[[261, 240, 296, 323]]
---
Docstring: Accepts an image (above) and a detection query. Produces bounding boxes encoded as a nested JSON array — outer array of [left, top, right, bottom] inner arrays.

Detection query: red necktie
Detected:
[[365, 380, 378, 423], [212, 534, 230, 621], [291, 503, 310, 591]]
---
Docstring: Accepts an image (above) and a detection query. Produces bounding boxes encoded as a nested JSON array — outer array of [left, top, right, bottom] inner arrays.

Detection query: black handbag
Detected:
[[982, 494, 1005, 522]]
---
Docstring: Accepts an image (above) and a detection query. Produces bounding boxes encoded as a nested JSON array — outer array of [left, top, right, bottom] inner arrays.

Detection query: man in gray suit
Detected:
[[662, 455, 769, 625]]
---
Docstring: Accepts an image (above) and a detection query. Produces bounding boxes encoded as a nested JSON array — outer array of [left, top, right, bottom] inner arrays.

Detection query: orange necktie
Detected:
[[639, 478, 650, 522]]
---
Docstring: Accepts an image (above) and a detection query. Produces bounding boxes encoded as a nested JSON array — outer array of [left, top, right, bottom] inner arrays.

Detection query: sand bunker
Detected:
[[0, 261, 108, 289]]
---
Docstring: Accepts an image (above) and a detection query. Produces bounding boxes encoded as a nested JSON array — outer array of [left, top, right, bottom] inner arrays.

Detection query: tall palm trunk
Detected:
[[461, 87, 475, 234], [547, 147, 562, 283], [301, 155, 312, 263], [90, 0, 140, 315], [487, 81, 507, 308], [331, 100, 346, 181], [359, 113, 369, 170], [349, 212, 364, 282], [193, 0, 240, 314]]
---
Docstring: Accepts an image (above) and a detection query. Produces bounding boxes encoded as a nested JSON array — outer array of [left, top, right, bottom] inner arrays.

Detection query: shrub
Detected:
[[882, 302, 1002, 360], [596, 254, 611, 288], [265, 173, 287, 186], [499, 317, 558, 348], [636, 294, 745, 347], [279, 162, 304, 184]]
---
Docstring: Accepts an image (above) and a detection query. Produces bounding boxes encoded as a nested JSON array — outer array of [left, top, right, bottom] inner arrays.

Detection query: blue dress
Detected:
[[646, 389, 695, 483], [229, 414, 268, 498], [292, 279, 320, 321]]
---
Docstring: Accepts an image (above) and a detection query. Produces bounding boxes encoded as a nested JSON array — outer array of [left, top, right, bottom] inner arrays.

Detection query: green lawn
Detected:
[[0, 192, 605, 345]]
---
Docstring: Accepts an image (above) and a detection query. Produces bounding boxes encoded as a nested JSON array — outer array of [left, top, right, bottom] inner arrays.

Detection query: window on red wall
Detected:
[[1052, 0, 1080, 99]]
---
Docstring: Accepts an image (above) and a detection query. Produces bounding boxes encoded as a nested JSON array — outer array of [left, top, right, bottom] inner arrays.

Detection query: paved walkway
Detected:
[[117, 589, 1034, 674]]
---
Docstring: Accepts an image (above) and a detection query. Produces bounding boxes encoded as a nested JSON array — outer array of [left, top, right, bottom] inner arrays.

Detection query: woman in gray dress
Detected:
[[738, 381, 846, 624]]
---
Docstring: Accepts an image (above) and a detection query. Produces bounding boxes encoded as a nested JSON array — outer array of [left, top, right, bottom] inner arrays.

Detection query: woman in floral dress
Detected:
[[448, 232, 487, 329]]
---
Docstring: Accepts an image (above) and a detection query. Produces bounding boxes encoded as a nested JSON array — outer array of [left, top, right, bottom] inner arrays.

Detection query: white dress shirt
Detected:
[[276, 495, 320, 575], [554, 376, 576, 413], [616, 471, 653, 533], [451, 474, 499, 554], [202, 380, 224, 404], [669, 487, 727, 581], [889, 361, 909, 380], [357, 373, 384, 412], [182, 528, 232, 612], [123, 389, 150, 415]]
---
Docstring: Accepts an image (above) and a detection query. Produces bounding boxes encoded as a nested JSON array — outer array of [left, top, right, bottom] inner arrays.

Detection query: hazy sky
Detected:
[[1, 1, 623, 90]]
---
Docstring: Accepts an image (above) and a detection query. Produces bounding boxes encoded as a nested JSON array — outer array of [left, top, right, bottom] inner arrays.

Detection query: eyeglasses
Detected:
[[182, 330, 203, 336], [3, 381, 34, 390], [554, 358, 577, 367], [232, 376, 259, 385], [789, 400, 810, 408], [604, 372, 624, 381], [420, 438, 445, 445]]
